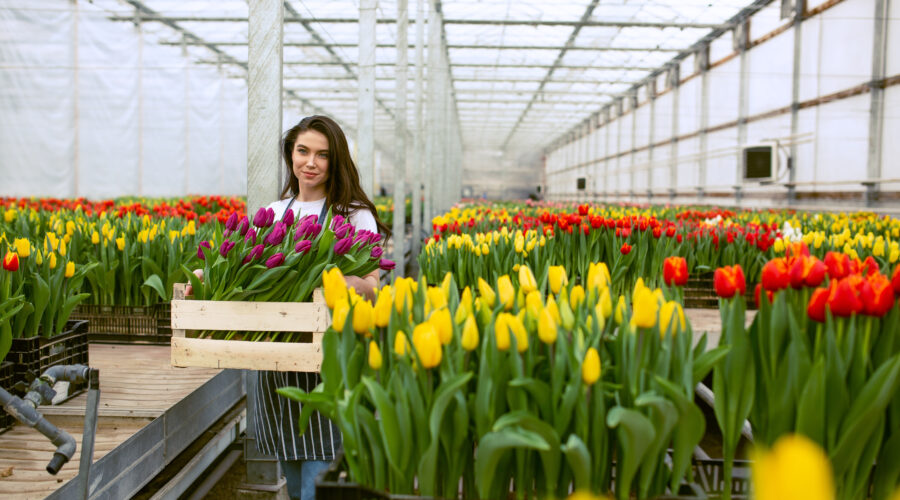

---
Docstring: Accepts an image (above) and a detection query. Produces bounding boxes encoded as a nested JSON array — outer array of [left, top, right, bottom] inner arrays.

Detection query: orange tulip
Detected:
[[714, 265, 746, 298], [663, 256, 688, 287]]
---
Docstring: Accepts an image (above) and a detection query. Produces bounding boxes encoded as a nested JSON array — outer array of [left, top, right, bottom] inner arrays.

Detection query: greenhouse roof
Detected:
[[90, 0, 768, 157]]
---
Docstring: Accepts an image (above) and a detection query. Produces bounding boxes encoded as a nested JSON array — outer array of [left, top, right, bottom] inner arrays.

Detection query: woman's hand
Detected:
[[184, 269, 204, 297], [344, 270, 379, 302]]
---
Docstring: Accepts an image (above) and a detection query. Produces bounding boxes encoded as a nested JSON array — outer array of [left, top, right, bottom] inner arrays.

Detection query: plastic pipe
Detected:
[[0, 386, 76, 474]]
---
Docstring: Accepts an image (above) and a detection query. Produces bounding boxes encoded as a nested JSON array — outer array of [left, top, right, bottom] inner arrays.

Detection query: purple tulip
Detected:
[[264, 222, 287, 246], [242, 244, 265, 264], [331, 214, 345, 228], [265, 252, 285, 268], [335, 223, 354, 240], [245, 228, 257, 245], [265, 208, 275, 227], [225, 212, 239, 231], [294, 216, 312, 241], [238, 216, 250, 236], [295, 240, 312, 254], [371, 246, 383, 259], [333, 237, 353, 255], [368, 232, 383, 245], [197, 241, 212, 260], [282, 208, 295, 227], [252, 207, 268, 227], [353, 230, 369, 245], [306, 223, 322, 239], [219, 240, 236, 257], [379, 259, 396, 271]]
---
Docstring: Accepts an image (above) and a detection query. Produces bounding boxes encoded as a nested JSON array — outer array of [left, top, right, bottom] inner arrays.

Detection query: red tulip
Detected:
[[862, 274, 894, 317], [789, 255, 826, 289], [861, 256, 880, 276], [828, 277, 864, 317], [714, 265, 746, 298], [755, 283, 774, 308], [761, 258, 790, 292], [577, 204, 589, 216], [892, 265, 900, 295], [808, 286, 829, 322], [663, 256, 688, 287], [3, 252, 19, 272], [824, 252, 851, 280], [620, 243, 632, 255]]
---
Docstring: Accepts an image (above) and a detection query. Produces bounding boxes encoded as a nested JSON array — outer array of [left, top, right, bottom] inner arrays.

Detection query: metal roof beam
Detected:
[[501, 0, 602, 151], [110, 15, 727, 29], [163, 40, 683, 52]]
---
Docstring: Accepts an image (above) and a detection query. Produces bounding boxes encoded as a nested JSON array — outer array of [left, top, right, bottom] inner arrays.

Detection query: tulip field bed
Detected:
[[169, 284, 329, 371]]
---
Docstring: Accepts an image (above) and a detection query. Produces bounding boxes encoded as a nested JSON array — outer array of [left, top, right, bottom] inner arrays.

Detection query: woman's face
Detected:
[[292, 129, 330, 196]]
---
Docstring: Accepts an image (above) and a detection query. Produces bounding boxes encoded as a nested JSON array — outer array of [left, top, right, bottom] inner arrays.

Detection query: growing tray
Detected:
[[70, 303, 171, 344], [169, 284, 329, 371], [7, 319, 90, 402], [316, 451, 751, 499]]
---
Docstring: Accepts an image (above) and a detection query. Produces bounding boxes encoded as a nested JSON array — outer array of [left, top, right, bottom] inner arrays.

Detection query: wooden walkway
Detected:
[[0, 344, 221, 499]]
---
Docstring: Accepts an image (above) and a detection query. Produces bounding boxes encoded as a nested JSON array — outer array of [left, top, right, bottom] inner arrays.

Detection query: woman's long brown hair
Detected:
[[280, 115, 391, 240]]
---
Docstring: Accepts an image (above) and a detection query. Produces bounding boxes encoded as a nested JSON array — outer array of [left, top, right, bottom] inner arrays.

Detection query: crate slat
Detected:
[[171, 335, 323, 371], [171, 300, 329, 332]]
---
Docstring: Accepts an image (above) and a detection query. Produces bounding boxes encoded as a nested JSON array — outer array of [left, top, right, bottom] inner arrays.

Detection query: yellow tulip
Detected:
[[331, 297, 350, 332], [497, 275, 515, 310], [773, 238, 785, 253], [322, 268, 348, 310], [394, 330, 409, 356], [495, 313, 511, 351], [509, 313, 528, 352], [459, 286, 474, 316], [373, 290, 392, 328], [35, 249, 43, 265], [525, 291, 542, 321], [461, 314, 479, 351], [116, 236, 125, 251], [59, 239, 67, 257], [538, 307, 557, 344], [441, 272, 453, 300], [394, 277, 414, 313], [598, 288, 612, 319], [427, 286, 447, 311], [64, 261, 75, 278], [582, 347, 601, 386], [186, 220, 196, 235], [586, 262, 610, 293], [91, 231, 100, 244], [545, 294, 561, 325], [477, 277, 496, 308], [13, 238, 30, 258], [559, 294, 575, 330], [548, 265, 568, 294], [518, 265, 537, 294], [3, 209, 15, 223], [614, 295, 626, 325], [659, 301, 686, 338], [570, 285, 585, 308], [890, 246, 899, 264], [412, 322, 442, 369], [352, 300, 375, 334], [368, 341, 382, 370], [430, 307, 453, 345], [48, 252, 57, 270], [752, 434, 834, 500], [592, 303, 607, 331]]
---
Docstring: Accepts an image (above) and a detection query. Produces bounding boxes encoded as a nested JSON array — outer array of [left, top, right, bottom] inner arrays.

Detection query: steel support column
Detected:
[[866, 0, 889, 207], [358, 0, 377, 198], [411, 0, 425, 260], [669, 66, 681, 200], [735, 21, 750, 205], [245, 0, 284, 490], [698, 47, 710, 202], [424, 0, 440, 226], [788, 1, 805, 204], [393, 0, 408, 275]]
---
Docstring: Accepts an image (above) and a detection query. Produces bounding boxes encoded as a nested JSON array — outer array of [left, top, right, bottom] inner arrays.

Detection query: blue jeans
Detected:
[[280, 459, 330, 500]]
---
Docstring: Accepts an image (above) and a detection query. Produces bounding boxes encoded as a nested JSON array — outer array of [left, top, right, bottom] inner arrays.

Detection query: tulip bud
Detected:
[[509, 314, 528, 352], [518, 265, 537, 294], [225, 212, 239, 231], [394, 331, 409, 356], [13, 238, 30, 258], [751, 434, 834, 500], [569, 285, 585, 308], [582, 347, 601, 385], [331, 297, 350, 332], [663, 256, 688, 287], [430, 307, 453, 345], [219, 240, 236, 258], [379, 259, 396, 271], [282, 207, 295, 227], [352, 300, 375, 334], [3, 252, 19, 272], [265, 252, 285, 268], [461, 315, 479, 351], [538, 307, 557, 344], [497, 275, 515, 310], [614, 295, 626, 325], [545, 294, 561, 324], [368, 341, 382, 370], [373, 290, 392, 328], [91, 231, 100, 244], [252, 207, 268, 227], [412, 322, 442, 369], [295, 240, 312, 254], [559, 294, 575, 330], [631, 287, 659, 329], [659, 301, 685, 338], [525, 291, 542, 322], [477, 277, 496, 308], [427, 287, 448, 311], [495, 314, 511, 351], [548, 266, 568, 294], [370, 246, 383, 259]]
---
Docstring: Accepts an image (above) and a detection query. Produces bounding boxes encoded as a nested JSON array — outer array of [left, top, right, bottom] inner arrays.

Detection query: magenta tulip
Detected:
[[371, 246, 383, 258], [295, 240, 312, 254], [379, 259, 396, 271], [265, 253, 285, 268], [334, 237, 353, 255], [197, 241, 212, 260]]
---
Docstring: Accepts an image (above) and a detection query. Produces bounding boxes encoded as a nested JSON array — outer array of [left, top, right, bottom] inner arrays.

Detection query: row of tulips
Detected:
[[282, 262, 728, 499], [421, 203, 900, 293], [710, 245, 900, 500], [186, 207, 394, 341]]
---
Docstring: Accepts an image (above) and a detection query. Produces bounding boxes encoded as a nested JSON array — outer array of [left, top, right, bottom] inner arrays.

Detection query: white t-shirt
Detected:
[[265, 197, 378, 235]]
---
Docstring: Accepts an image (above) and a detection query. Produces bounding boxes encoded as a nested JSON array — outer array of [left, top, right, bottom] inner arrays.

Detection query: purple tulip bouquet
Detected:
[[183, 206, 393, 340]]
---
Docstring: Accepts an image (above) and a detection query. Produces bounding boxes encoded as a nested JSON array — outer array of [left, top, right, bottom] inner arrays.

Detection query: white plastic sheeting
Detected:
[[0, 1, 247, 198]]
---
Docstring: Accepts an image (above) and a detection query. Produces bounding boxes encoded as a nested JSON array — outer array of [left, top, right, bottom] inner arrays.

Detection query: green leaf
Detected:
[[607, 407, 656, 500], [142, 274, 168, 302], [655, 377, 705, 492], [474, 427, 550, 499], [361, 377, 404, 477], [692, 345, 731, 387], [872, 430, 900, 500], [562, 433, 592, 492], [795, 359, 826, 447], [493, 410, 562, 493]]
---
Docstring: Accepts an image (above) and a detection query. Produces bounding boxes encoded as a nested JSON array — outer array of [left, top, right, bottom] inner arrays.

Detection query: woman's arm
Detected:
[[344, 269, 379, 302]]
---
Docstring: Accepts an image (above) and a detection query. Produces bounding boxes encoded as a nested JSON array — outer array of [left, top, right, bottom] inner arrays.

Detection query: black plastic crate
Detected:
[[0, 361, 15, 433], [8, 320, 89, 402], [155, 302, 172, 342], [71, 303, 170, 344], [316, 452, 751, 499]]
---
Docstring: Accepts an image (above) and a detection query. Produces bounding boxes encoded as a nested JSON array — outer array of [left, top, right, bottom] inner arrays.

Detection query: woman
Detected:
[[258, 115, 390, 499]]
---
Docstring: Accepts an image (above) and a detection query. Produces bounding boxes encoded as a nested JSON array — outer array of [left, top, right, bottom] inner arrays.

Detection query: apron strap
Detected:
[[281, 197, 296, 221], [282, 197, 329, 224]]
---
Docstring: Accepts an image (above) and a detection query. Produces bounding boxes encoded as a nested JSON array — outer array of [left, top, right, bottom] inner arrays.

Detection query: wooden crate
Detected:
[[170, 284, 330, 371]]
